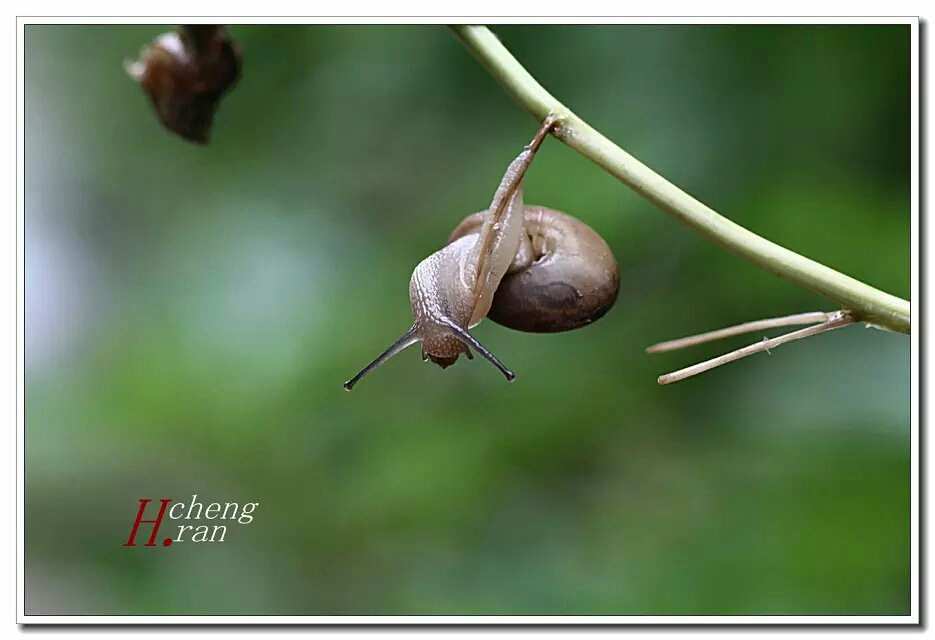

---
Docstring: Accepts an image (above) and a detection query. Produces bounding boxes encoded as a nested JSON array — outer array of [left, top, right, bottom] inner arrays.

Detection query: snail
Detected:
[[344, 117, 619, 390]]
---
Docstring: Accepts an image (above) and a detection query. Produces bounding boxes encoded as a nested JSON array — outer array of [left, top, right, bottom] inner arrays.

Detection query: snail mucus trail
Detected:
[[344, 117, 619, 391]]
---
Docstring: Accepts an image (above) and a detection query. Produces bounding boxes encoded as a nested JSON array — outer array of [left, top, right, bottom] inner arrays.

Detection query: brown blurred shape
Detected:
[[126, 25, 241, 144]]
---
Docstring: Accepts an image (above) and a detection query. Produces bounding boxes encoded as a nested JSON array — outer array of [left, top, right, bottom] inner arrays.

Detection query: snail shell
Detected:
[[448, 206, 619, 333], [126, 25, 241, 144]]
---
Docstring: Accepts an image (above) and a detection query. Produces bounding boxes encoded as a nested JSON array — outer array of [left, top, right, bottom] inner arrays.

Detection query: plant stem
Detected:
[[657, 311, 857, 384], [450, 25, 910, 335], [645, 311, 832, 353]]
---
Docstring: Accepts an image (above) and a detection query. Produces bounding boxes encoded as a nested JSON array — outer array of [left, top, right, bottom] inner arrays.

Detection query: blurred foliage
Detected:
[[25, 24, 909, 615]]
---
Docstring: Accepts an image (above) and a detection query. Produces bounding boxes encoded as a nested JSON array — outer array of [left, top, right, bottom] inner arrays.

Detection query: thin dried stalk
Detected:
[[656, 311, 857, 385], [646, 311, 832, 354]]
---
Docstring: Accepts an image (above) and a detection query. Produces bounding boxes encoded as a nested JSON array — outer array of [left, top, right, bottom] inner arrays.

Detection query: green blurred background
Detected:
[[25, 24, 910, 615]]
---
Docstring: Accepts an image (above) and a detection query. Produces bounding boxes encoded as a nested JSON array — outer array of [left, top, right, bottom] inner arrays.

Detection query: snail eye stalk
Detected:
[[440, 319, 515, 382], [344, 327, 420, 391]]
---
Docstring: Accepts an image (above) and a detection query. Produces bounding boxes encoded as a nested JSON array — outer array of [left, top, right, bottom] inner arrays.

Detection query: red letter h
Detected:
[[123, 498, 172, 547]]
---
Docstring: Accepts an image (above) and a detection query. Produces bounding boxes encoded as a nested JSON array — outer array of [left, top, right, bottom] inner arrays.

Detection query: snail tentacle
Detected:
[[343, 326, 419, 391], [437, 318, 515, 382]]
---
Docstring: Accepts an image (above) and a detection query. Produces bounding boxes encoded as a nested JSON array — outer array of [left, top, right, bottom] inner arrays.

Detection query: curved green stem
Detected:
[[451, 25, 910, 334]]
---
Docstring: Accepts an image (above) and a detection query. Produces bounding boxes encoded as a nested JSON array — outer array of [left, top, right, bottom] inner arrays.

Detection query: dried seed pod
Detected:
[[126, 25, 241, 144]]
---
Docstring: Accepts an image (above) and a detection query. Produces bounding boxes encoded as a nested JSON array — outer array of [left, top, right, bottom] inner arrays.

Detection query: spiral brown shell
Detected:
[[449, 206, 619, 333]]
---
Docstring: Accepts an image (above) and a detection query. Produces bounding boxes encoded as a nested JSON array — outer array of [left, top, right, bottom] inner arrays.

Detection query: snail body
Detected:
[[344, 118, 619, 390]]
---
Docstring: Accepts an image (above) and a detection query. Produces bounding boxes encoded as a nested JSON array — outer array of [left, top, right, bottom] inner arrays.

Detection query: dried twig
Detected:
[[646, 311, 833, 354], [655, 311, 857, 385]]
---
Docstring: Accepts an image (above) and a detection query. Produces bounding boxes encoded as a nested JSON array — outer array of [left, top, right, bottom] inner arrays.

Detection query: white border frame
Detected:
[[14, 16, 919, 625]]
